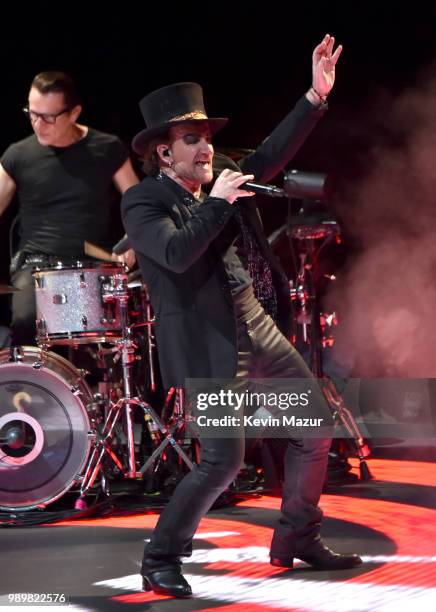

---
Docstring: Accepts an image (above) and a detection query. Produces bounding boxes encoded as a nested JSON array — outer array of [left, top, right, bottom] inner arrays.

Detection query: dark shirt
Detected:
[[1, 128, 128, 256], [155, 172, 251, 293]]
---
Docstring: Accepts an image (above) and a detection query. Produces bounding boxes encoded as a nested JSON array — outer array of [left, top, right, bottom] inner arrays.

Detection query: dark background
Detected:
[[2, 3, 436, 323]]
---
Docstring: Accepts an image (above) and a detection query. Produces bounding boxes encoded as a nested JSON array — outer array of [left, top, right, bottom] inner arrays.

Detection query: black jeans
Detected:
[[11, 267, 37, 346], [143, 286, 332, 572]]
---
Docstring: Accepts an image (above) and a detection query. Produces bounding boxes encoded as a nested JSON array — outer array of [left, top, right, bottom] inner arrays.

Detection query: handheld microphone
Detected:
[[112, 234, 131, 255], [240, 182, 286, 198]]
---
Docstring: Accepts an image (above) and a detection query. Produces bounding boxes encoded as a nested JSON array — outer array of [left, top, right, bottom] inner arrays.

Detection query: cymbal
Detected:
[[0, 284, 19, 294], [289, 224, 339, 240], [216, 147, 255, 161]]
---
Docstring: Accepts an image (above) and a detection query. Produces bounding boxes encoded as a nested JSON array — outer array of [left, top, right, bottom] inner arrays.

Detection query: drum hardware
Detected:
[[320, 312, 337, 348], [320, 377, 371, 479], [285, 198, 373, 481], [11, 346, 23, 362], [77, 274, 194, 500], [35, 318, 47, 341], [160, 387, 201, 467], [127, 278, 157, 392]]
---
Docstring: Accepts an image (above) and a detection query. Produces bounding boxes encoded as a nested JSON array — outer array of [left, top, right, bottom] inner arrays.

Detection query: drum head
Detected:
[[0, 347, 93, 510], [32, 261, 124, 273]]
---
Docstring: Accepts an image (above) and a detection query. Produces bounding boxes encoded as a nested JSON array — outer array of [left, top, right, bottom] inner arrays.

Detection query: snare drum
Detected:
[[0, 346, 93, 510], [33, 262, 127, 345]]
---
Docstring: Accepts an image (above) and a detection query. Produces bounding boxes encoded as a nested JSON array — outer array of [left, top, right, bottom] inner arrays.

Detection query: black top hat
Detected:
[[132, 82, 228, 155]]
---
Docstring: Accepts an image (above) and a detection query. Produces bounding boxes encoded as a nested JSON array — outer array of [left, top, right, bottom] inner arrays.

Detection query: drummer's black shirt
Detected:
[[1, 129, 128, 256]]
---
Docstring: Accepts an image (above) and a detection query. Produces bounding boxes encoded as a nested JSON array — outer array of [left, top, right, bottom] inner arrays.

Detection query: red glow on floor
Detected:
[[348, 457, 436, 486], [55, 458, 436, 604], [111, 591, 174, 603], [56, 513, 159, 529]]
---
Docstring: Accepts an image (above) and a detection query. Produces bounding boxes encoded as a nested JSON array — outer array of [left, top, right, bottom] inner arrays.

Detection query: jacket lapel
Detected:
[[154, 177, 192, 224]]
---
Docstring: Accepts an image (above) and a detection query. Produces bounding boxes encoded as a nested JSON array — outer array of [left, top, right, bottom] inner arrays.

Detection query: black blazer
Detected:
[[122, 96, 326, 387]]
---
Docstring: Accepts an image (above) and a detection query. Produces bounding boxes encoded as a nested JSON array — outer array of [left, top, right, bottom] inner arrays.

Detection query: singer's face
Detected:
[[168, 123, 214, 186]]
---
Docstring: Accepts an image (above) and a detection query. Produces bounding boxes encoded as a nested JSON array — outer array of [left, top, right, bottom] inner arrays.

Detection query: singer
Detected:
[[122, 34, 361, 599]]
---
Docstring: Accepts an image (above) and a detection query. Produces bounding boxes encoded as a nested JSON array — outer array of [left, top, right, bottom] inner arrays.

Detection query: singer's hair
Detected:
[[30, 71, 81, 109], [141, 134, 170, 176]]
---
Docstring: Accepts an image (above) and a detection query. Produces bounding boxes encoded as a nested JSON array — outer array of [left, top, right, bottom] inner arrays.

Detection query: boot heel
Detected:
[[270, 556, 294, 569], [142, 576, 152, 591]]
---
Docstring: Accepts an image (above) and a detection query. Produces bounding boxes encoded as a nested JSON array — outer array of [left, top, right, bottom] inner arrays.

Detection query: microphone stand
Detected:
[[286, 199, 372, 481]]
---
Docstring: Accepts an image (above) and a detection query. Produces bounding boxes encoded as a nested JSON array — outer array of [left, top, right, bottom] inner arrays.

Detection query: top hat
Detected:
[[132, 82, 228, 155]]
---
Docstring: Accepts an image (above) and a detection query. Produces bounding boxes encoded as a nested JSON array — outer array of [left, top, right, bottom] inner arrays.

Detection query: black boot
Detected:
[[141, 569, 192, 597], [271, 536, 362, 570]]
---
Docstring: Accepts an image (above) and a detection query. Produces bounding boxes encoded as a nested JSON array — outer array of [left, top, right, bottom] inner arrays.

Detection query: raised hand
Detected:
[[312, 33, 342, 98]]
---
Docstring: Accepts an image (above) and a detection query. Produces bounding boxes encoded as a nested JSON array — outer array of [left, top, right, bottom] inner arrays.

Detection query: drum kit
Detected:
[[0, 261, 193, 512]]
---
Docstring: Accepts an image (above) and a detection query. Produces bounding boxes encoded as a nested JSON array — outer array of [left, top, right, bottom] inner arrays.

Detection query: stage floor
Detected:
[[1, 457, 436, 611]]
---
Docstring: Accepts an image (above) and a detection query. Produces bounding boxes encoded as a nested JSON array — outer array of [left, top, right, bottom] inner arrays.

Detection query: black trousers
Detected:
[[11, 267, 37, 346], [143, 286, 332, 572]]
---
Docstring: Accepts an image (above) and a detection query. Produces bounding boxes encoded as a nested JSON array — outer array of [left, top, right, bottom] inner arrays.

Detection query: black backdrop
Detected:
[[2, 3, 435, 323]]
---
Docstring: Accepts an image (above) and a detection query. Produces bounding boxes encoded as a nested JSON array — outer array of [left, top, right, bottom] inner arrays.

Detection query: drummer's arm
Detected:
[[0, 164, 16, 216], [112, 158, 140, 193], [111, 159, 139, 268]]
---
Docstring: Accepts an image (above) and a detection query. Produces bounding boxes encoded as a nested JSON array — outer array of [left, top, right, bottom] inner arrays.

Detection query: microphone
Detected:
[[112, 234, 131, 255], [240, 182, 285, 198]]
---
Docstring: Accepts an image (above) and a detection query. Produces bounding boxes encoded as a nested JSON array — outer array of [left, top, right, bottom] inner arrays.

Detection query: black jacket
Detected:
[[122, 95, 326, 387]]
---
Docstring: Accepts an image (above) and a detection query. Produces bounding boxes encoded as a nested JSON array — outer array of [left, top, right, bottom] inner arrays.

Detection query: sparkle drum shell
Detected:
[[33, 262, 127, 345]]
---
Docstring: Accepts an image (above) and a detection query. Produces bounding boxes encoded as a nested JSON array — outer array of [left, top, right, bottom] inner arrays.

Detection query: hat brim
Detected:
[[132, 117, 228, 156]]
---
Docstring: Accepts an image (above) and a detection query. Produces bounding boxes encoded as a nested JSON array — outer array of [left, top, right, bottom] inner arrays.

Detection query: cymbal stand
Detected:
[[129, 284, 157, 393], [138, 386, 195, 478], [160, 387, 201, 468], [144, 297, 156, 392], [79, 274, 193, 496]]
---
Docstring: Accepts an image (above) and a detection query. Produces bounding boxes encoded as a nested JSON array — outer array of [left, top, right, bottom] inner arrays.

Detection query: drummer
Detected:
[[0, 71, 139, 345]]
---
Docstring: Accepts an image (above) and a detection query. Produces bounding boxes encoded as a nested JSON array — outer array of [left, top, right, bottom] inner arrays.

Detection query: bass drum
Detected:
[[0, 347, 93, 510]]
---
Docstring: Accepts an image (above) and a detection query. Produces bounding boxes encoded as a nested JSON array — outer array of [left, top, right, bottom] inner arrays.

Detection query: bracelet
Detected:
[[310, 87, 328, 104]]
